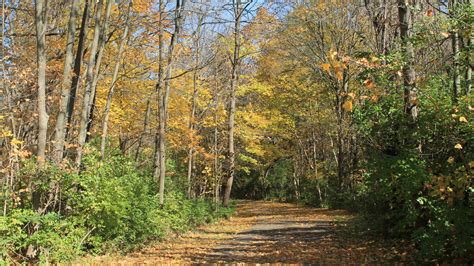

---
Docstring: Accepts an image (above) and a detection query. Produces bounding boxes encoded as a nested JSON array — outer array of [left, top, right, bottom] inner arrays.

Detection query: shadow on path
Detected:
[[94, 201, 413, 264]]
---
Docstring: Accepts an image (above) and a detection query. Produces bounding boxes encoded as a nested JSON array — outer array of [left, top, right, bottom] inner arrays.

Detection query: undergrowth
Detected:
[[0, 151, 234, 264]]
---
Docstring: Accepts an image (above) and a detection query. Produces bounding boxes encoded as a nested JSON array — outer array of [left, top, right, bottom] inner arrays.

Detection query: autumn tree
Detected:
[[155, 0, 187, 206], [53, 0, 80, 163], [34, 0, 48, 166], [100, 0, 133, 159], [398, 0, 418, 120], [76, 0, 107, 167], [223, 0, 248, 207]]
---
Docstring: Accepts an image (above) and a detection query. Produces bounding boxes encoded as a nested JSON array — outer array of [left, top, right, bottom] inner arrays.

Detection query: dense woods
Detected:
[[0, 0, 472, 263]]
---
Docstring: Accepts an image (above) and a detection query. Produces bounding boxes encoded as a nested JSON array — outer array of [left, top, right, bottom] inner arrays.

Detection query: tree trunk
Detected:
[[157, 0, 187, 206], [223, 0, 242, 208], [292, 159, 300, 201], [135, 98, 152, 161], [466, 46, 472, 95], [452, 30, 461, 102], [85, 0, 113, 142], [213, 79, 220, 205], [363, 0, 388, 57], [312, 131, 323, 203], [336, 115, 344, 190], [380, 0, 388, 58], [187, 14, 203, 199], [34, 0, 48, 164], [186, 82, 196, 199], [153, 0, 164, 181], [451, 0, 461, 102], [1, 0, 17, 149], [333, 69, 349, 192], [66, 0, 91, 138], [75, 0, 104, 168], [53, 0, 80, 163], [464, 0, 472, 95], [2, 0, 19, 216], [100, 0, 132, 159], [33, 0, 49, 213], [398, 0, 417, 121]]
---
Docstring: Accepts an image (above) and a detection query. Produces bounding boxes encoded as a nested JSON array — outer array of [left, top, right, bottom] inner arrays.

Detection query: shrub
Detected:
[[0, 209, 85, 264], [354, 79, 473, 261], [0, 149, 233, 264]]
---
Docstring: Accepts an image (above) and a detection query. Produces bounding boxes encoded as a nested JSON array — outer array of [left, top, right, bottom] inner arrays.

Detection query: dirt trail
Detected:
[[89, 201, 412, 264]]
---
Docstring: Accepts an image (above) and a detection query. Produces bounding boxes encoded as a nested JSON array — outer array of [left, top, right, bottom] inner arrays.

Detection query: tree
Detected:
[[66, 0, 91, 140], [34, 0, 48, 165], [53, 0, 80, 163], [76, 0, 113, 168], [85, 0, 115, 140], [100, 0, 133, 159], [223, 0, 246, 207], [398, 0, 418, 120], [186, 9, 206, 199], [155, 0, 187, 206], [153, 0, 165, 181], [451, 0, 461, 102]]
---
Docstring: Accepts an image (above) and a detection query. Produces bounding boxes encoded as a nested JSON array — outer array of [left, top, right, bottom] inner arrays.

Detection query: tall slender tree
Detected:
[[187, 12, 205, 198], [54, 0, 80, 163], [223, 0, 244, 207], [75, 0, 105, 167], [135, 98, 152, 161], [100, 0, 133, 159], [33, 0, 49, 213], [66, 0, 91, 137], [463, 0, 472, 95], [85, 0, 114, 139], [34, 0, 48, 164], [398, 0, 417, 120], [153, 0, 165, 197], [155, 0, 187, 206], [451, 0, 461, 102]]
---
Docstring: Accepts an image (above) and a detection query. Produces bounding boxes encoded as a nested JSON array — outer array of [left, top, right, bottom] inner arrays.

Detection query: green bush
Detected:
[[362, 154, 430, 235], [0, 149, 233, 264], [354, 79, 473, 261], [0, 209, 85, 264]]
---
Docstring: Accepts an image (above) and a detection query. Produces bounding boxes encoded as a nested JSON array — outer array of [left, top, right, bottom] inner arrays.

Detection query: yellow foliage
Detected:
[[363, 79, 375, 89], [1, 129, 12, 138], [334, 66, 343, 81], [321, 63, 331, 73], [342, 101, 353, 112], [447, 157, 455, 164], [459, 116, 468, 123], [10, 138, 23, 146], [133, 0, 153, 13]]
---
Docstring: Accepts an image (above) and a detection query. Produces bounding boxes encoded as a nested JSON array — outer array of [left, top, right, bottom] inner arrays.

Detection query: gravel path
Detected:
[[86, 201, 412, 265]]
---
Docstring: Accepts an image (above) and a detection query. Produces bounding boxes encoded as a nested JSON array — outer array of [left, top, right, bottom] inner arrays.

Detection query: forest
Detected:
[[0, 0, 472, 264]]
